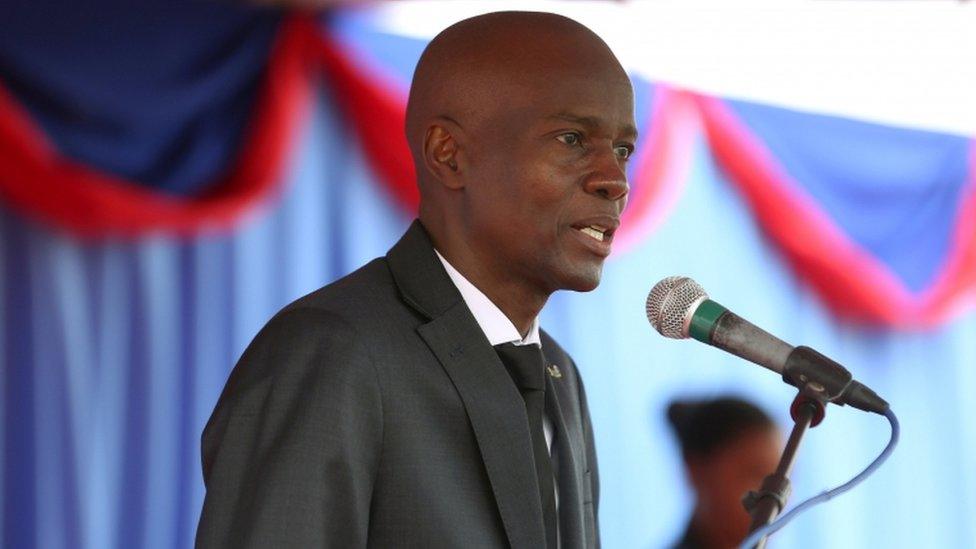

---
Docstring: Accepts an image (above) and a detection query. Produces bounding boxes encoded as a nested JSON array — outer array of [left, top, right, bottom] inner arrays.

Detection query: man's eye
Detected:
[[556, 133, 582, 146], [614, 145, 634, 160]]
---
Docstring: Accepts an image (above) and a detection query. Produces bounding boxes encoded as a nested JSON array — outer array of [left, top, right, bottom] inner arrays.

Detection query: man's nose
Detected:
[[583, 149, 630, 201]]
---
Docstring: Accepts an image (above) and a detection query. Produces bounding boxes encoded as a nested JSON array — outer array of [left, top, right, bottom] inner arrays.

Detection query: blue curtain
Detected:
[[3, 64, 976, 549], [0, 87, 410, 548]]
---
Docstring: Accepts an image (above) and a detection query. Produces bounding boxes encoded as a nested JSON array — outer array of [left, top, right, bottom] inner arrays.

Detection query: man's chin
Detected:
[[559, 267, 603, 293]]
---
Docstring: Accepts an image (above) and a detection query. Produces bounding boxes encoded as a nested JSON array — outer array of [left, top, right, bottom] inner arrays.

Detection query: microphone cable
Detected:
[[739, 407, 901, 549]]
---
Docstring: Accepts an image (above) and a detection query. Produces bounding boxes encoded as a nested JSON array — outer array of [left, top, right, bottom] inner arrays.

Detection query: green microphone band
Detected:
[[688, 299, 729, 343]]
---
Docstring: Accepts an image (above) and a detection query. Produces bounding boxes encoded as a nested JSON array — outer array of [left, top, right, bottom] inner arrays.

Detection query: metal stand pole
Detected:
[[742, 388, 827, 549]]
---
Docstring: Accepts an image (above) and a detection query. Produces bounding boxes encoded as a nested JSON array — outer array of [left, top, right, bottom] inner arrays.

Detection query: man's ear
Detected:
[[422, 120, 464, 189]]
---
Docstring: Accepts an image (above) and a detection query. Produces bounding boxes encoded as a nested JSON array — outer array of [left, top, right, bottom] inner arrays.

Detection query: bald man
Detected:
[[197, 11, 636, 549]]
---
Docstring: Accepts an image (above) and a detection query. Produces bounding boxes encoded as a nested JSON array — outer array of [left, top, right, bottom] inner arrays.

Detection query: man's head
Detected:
[[406, 11, 635, 301]]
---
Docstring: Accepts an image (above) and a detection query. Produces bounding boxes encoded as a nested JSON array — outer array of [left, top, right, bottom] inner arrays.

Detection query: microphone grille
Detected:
[[646, 276, 708, 339]]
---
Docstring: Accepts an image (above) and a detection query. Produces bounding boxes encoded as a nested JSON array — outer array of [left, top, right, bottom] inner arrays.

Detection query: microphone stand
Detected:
[[742, 386, 827, 549]]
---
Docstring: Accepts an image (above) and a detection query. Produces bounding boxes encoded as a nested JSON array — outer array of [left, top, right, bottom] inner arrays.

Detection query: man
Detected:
[[197, 11, 636, 548]]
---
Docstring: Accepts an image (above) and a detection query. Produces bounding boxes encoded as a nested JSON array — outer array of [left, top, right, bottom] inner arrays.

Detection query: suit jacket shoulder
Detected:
[[198, 220, 601, 548]]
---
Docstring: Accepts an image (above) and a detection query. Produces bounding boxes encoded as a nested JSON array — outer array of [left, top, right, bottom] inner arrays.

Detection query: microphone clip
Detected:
[[783, 346, 852, 405], [783, 346, 889, 414]]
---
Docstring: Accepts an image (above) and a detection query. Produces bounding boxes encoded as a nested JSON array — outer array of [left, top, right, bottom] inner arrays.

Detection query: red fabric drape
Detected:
[[696, 95, 976, 327], [2, 12, 973, 327], [312, 29, 418, 213], [0, 16, 315, 238]]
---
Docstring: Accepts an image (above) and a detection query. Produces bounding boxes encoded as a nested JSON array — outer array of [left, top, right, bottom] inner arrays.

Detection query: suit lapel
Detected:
[[387, 221, 546, 549], [418, 309, 546, 548]]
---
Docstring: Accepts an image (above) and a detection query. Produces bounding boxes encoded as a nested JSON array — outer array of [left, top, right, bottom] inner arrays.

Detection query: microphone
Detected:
[[646, 276, 888, 414]]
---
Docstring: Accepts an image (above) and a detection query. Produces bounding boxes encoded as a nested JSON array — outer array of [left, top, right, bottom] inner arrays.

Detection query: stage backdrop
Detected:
[[2, 3, 975, 548]]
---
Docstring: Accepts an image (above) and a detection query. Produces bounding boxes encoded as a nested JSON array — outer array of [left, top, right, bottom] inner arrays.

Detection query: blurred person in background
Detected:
[[666, 397, 782, 549]]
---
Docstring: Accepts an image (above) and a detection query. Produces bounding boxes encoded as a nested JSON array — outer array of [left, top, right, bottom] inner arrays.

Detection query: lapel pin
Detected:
[[547, 364, 562, 379]]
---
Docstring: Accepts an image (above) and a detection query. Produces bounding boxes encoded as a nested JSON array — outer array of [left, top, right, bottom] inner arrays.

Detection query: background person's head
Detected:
[[405, 12, 637, 318], [667, 396, 782, 549]]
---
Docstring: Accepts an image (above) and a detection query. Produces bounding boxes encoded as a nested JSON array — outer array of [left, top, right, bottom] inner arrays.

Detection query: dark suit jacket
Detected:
[[197, 221, 600, 548]]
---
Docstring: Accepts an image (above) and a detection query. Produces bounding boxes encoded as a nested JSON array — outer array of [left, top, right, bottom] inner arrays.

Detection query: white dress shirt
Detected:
[[434, 250, 552, 449]]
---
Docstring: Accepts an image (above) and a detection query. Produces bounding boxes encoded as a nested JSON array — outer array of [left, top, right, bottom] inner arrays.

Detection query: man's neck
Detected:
[[463, 264, 547, 337], [440, 255, 547, 338], [422, 218, 550, 335]]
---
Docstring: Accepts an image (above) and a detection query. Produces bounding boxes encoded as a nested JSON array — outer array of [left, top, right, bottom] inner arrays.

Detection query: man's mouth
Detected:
[[577, 225, 609, 242]]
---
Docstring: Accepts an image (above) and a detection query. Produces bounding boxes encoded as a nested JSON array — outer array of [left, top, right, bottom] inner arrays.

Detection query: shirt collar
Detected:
[[434, 249, 541, 347]]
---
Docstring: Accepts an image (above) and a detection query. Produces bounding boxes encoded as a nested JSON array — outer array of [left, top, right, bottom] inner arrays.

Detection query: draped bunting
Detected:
[[0, 14, 310, 236], [0, 10, 974, 311], [0, 2, 283, 196], [697, 96, 976, 327], [0, 13, 681, 239], [3, 9, 972, 325]]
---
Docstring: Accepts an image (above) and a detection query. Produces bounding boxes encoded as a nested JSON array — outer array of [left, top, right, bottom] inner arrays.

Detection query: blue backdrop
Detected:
[[4, 86, 976, 548]]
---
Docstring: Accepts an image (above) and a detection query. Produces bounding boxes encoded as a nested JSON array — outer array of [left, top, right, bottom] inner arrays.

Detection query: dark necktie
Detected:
[[494, 342, 558, 549]]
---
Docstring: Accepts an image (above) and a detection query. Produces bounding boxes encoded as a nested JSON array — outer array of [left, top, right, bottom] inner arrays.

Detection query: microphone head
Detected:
[[646, 276, 709, 339]]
